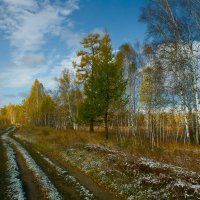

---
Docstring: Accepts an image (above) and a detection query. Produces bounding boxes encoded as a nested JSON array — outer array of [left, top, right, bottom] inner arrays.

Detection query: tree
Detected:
[[41, 95, 56, 127], [0, 104, 25, 125], [74, 33, 101, 132], [140, 0, 200, 144], [140, 61, 165, 147], [93, 33, 127, 139], [118, 43, 138, 132], [0, 106, 10, 126], [25, 79, 45, 125], [55, 69, 82, 130]]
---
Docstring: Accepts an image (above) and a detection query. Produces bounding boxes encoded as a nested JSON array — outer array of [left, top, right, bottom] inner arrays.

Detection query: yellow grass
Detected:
[[17, 125, 200, 172]]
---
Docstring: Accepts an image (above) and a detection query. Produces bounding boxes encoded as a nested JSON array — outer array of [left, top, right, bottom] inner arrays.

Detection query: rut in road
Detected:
[[2, 129, 62, 200], [20, 141, 121, 200], [36, 150, 94, 199], [5, 129, 95, 200], [4, 128, 121, 200], [14, 147, 43, 200], [0, 138, 8, 199], [2, 141, 25, 200], [9, 138, 62, 200]]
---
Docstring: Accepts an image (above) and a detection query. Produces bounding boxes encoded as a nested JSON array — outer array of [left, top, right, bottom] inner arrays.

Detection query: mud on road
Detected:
[[1, 127, 119, 200]]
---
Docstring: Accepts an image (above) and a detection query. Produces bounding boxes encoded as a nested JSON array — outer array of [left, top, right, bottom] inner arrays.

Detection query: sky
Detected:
[[0, 0, 147, 106]]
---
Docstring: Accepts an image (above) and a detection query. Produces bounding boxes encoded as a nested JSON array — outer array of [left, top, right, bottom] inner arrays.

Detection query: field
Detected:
[[0, 126, 199, 199]]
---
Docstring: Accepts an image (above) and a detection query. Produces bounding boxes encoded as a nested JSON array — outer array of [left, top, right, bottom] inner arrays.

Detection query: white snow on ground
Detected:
[[137, 157, 198, 177], [137, 157, 200, 191], [9, 131, 200, 199], [85, 144, 119, 154], [37, 151, 94, 200], [1, 127, 16, 139], [14, 133, 94, 199], [3, 129, 62, 200], [66, 143, 200, 199], [2, 141, 25, 200]]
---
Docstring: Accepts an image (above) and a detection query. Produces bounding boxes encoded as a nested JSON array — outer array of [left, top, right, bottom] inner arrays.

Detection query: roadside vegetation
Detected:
[[0, 127, 117, 200], [13, 126, 200, 199]]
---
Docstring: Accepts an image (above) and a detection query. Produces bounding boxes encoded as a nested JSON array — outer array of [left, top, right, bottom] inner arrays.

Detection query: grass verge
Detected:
[[14, 126, 200, 199]]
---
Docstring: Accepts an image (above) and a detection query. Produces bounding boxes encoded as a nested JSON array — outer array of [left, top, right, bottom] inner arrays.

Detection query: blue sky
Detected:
[[0, 0, 147, 106]]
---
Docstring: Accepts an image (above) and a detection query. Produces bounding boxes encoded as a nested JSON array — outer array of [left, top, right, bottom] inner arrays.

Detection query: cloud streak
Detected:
[[0, 0, 79, 53], [0, 0, 81, 106]]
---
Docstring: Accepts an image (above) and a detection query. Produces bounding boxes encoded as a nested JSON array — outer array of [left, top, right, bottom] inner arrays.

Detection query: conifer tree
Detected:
[[74, 33, 101, 132], [93, 34, 127, 138]]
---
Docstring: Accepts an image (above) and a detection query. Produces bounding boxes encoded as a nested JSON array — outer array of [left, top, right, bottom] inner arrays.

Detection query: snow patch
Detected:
[[2, 141, 25, 200], [37, 151, 94, 200], [3, 130, 62, 200]]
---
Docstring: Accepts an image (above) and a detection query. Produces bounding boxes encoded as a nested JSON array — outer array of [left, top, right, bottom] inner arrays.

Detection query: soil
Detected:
[[10, 131, 120, 200], [14, 146, 43, 200], [40, 150, 120, 200]]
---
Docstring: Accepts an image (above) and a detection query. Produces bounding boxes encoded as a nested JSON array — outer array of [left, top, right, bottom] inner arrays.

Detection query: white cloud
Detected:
[[0, 51, 78, 92], [19, 53, 46, 68], [0, 0, 83, 105], [0, 68, 33, 88], [3, 0, 37, 7], [60, 29, 82, 48], [0, 0, 80, 52], [0, 53, 48, 89], [39, 52, 79, 89], [0, 62, 48, 88]]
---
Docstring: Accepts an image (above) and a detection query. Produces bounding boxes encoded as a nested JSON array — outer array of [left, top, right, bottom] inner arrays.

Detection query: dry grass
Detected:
[[15, 125, 200, 199], [15, 126, 200, 178], [18, 125, 116, 151], [17, 125, 200, 172], [130, 141, 200, 172]]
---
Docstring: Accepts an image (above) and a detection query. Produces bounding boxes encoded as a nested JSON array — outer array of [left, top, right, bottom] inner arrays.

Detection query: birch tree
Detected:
[[140, 0, 200, 144]]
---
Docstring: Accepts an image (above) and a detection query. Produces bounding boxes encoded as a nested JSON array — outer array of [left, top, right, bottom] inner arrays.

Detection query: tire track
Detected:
[[14, 147, 42, 200], [3, 128, 62, 200], [2, 141, 26, 200], [4, 127, 120, 200], [17, 141, 122, 200], [14, 132, 120, 200], [36, 151, 94, 199]]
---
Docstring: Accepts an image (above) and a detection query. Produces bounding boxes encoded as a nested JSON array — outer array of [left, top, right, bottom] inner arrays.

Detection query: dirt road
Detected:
[[0, 127, 119, 200]]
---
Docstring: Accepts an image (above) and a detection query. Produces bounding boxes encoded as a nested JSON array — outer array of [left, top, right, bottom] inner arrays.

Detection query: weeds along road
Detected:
[[0, 127, 118, 200]]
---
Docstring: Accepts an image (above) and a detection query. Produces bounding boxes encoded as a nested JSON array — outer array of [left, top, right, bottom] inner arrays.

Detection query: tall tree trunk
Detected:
[[104, 112, 108, 139], [45, 114, 47, 126], [190, 43, 200, 144], [193, 75, 200, 144], [90, 119, 94, 133], [181, 94, 190, 142]]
